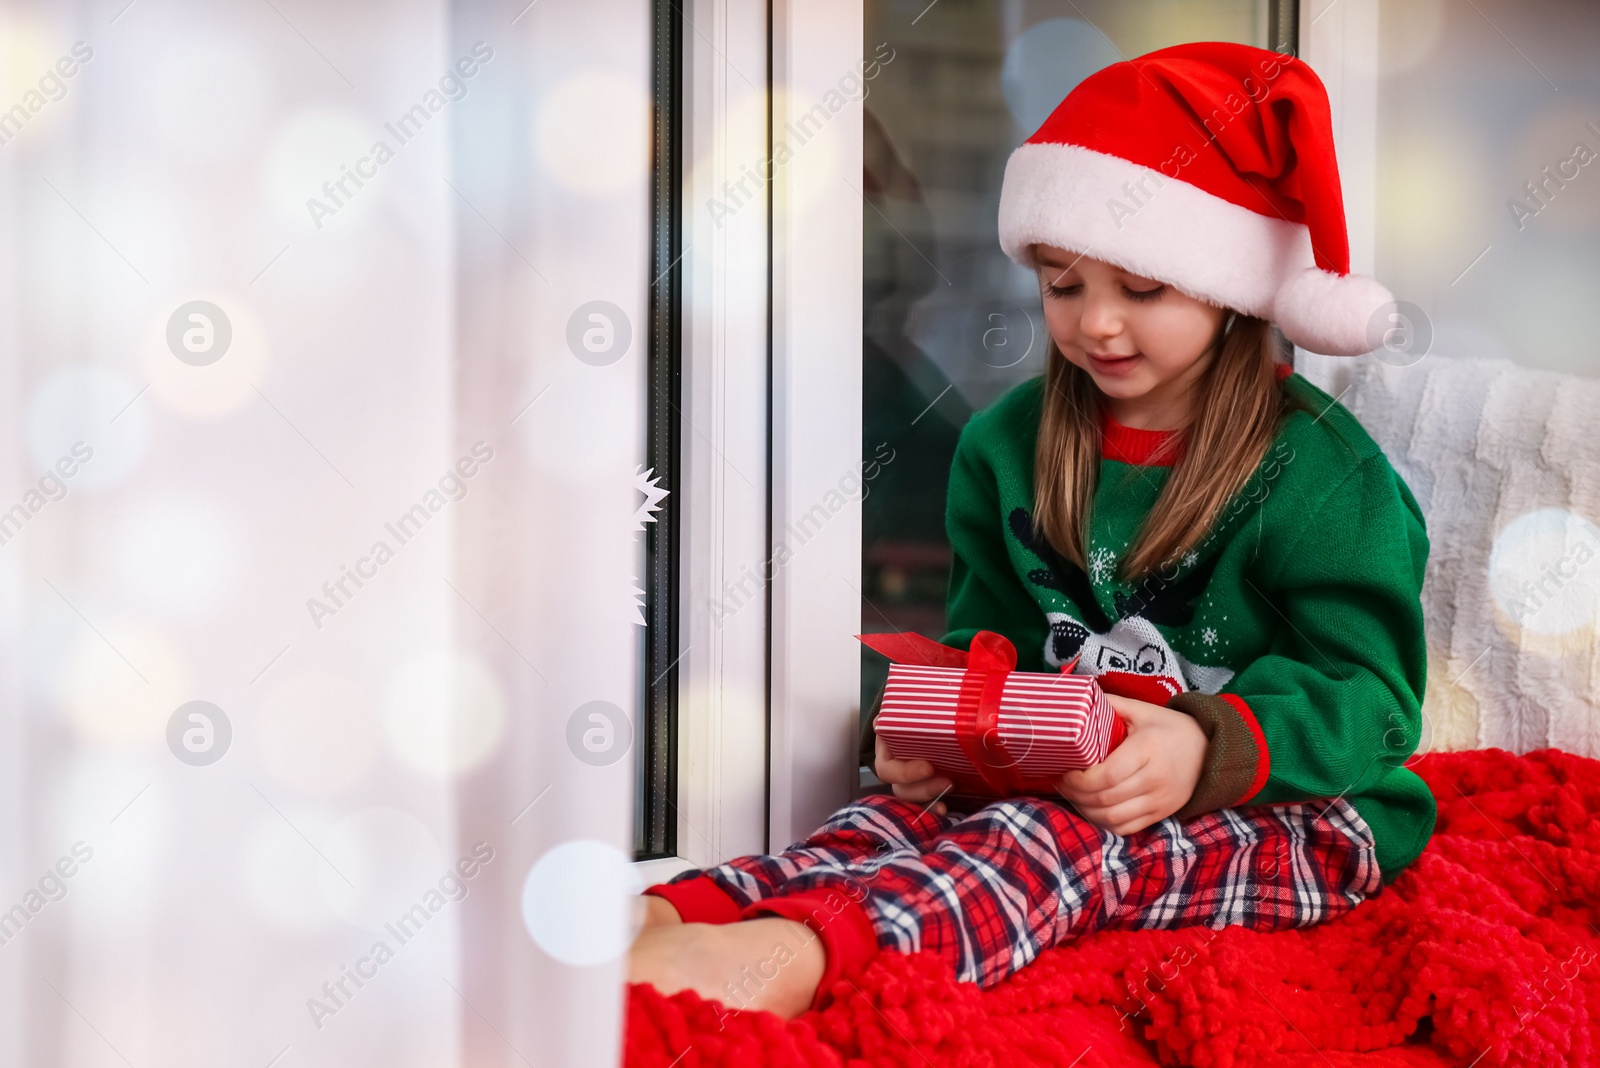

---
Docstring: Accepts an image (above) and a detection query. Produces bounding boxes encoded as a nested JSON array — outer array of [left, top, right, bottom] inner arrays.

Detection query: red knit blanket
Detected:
[[625, 748, 1600, 1067]]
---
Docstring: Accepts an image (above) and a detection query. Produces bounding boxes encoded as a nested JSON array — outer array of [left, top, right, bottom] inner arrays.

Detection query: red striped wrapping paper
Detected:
[[859, 629, 1127, 800], [877, 663, 1119, 797]]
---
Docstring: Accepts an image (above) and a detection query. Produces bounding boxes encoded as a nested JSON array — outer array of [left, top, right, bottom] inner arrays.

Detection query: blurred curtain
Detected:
[[0, 1, 649, 1065]]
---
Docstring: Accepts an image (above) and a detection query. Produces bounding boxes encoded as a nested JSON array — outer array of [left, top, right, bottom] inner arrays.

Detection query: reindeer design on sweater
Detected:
[[1008, 507, 1235, 700]]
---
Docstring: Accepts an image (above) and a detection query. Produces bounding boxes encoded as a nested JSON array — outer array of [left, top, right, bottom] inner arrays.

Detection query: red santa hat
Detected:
[[998, 41, 1391, 357]]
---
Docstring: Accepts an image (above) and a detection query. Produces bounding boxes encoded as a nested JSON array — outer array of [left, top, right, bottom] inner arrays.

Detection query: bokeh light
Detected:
[[381, 650, 507, 777], [45, 752, 170, 924], [0, 17, 76, 146], [25, 365, 151, 491], [521, 839, 640, 966], [1488, 507, 1600, 644], [59, 623, 191, 748], [1374, 124, 1493, 287], [103, 494, 243, 618], [535, 71, 651, 197], [262, 108, 380, 229]]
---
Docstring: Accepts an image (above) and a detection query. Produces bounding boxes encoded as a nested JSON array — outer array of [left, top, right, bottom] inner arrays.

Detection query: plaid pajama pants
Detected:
[[643, 790, 1382, 1012]]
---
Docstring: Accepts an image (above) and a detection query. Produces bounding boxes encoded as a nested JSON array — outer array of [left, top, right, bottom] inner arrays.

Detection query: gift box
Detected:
[[857, 628, 1127, 800]]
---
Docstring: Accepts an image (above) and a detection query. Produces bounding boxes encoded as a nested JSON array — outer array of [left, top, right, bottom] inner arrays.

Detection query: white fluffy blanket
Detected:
[[1338, 356, 1600, 760]]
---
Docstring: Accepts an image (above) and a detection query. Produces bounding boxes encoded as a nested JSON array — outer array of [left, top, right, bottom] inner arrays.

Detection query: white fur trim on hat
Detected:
[[998, 141, 1390, 356]]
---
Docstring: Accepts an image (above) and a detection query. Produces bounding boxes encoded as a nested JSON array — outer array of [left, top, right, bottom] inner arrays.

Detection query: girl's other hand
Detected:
[[873, 734, 951, 816], [1054, 693, 1208, 835]]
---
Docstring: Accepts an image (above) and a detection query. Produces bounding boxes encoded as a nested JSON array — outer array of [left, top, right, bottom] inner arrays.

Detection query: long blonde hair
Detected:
[[1031, 314, 1317, 585]]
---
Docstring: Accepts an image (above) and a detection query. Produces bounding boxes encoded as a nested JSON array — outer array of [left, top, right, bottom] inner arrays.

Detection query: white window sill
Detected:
[[632, 854, 700, 886]]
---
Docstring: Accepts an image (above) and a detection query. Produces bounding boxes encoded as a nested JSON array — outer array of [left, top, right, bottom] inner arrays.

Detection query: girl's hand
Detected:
[[1054, 693, 1208, 835], [874, 734, 952, 816]]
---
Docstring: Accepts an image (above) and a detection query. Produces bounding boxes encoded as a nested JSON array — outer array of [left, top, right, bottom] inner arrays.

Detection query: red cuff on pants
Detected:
[[739, 889, 880, 1013], [641, 874, 745, 924]]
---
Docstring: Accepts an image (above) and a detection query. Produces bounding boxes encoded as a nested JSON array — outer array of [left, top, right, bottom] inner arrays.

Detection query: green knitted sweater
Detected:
[[862, 364, 1436, 886]]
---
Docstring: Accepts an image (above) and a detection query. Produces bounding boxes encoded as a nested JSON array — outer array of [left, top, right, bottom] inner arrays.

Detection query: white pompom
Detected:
[[1272, 267, 1395, 357]]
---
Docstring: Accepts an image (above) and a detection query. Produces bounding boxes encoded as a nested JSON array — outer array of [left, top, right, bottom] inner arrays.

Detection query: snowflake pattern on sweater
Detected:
[[1011, 504, 1236, 699]]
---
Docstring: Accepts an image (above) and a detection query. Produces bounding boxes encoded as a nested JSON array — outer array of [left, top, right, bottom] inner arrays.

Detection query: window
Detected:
[[1369, 0, 1599, 378], [859, 0, 1291, 752]]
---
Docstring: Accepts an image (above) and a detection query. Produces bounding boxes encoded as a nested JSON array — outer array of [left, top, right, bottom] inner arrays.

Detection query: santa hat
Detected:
[[997, 41, 1391, 357]]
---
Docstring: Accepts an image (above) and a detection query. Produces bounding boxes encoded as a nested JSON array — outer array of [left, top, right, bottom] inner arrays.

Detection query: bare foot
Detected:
[[627, 917, 826, 1019], [636, 893, 683, 929]]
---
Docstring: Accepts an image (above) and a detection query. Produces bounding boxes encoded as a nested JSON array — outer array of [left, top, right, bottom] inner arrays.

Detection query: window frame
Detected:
[[632, 0, 866, 878], [637, 0, 685, 863], [767, 0, 866, 851], [1294, 0, 1379, 396]]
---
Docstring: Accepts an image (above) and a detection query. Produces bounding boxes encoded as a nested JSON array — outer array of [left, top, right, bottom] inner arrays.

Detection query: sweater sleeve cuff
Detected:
[[1165, 691, 1271, 820], [640, 874, 745, 925], [741, 889, 881, 1013]]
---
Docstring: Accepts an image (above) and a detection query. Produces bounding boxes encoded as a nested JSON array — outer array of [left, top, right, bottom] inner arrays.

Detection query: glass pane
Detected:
[[635, 0, 682, 862], [1373, 0, 1600, 378], [860, 1, 1273, 748]]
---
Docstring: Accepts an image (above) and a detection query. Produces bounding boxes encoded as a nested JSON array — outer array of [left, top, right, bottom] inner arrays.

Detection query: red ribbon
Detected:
[[857, 629, 1125, 796], [953, 630, 1023, 795]]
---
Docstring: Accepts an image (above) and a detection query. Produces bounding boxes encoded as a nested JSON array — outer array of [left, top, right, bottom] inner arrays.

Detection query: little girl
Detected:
[[628, 41, 1435, 1020]]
